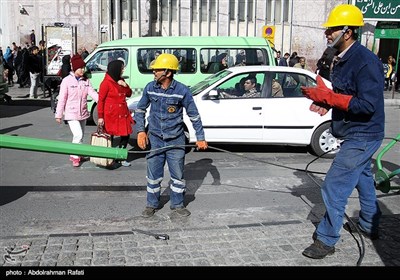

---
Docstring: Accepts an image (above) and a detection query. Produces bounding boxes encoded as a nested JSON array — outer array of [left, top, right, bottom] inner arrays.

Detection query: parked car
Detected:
[[128, 66, 340, 158]]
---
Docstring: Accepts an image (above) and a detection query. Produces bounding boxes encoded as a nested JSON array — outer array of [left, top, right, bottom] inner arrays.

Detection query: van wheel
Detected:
[[309, 122, 340, 158]]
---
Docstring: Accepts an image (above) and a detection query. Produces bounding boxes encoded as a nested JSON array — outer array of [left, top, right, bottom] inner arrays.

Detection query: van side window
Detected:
[[137, 48, 197, 74], [86, 49, 129, 72], [200, 48, 268, 74]]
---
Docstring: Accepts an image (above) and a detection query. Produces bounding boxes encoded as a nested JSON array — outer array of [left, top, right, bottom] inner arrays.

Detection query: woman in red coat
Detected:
[[97, 59, 134, 167]]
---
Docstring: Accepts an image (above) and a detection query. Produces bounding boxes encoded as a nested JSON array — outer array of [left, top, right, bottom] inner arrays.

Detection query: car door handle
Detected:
[[252, 107, 262, 110], [122, 75, 129, 79]]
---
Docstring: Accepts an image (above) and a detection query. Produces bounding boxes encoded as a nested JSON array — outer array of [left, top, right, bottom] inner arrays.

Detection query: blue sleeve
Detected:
[[182, 86, 205, 141]]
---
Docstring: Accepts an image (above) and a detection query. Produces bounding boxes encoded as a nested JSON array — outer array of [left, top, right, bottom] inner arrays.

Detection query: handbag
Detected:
[[89, 126, 115, 167]]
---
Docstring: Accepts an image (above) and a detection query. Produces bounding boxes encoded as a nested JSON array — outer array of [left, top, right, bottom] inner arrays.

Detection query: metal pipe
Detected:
[[376, 133, 400, 170], [0, 135, 127, 160], [115, 0, 122, 39]]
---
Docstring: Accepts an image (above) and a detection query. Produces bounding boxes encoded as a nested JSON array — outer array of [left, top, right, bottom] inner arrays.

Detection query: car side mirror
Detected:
[[208, 89, 219, 100]]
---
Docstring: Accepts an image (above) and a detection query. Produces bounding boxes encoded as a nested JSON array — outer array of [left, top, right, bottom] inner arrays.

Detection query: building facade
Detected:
[[1, 0, 399, 72]]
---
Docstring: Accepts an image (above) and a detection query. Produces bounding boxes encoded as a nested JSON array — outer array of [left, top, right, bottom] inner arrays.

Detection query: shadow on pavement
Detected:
[[0, 99, 51, 118]]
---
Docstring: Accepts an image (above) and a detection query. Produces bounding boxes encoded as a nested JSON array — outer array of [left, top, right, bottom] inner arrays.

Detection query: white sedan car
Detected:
[[129, 66, 340, 158]]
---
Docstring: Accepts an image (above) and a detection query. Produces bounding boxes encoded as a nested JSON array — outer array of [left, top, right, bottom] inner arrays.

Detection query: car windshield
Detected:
[[190, 69, 232, 96]]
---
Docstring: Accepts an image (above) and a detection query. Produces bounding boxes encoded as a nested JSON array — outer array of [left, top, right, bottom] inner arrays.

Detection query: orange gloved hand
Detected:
[[137, 132, 148, 150], [301, 75, 352, 111], [196, 140, 208, 150]]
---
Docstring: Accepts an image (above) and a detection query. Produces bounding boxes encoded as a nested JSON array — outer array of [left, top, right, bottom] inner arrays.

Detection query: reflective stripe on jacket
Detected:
[[135, 79, 205, 141]]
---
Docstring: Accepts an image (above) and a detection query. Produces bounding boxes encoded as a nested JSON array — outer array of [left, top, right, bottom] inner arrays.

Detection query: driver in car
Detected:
[[221, 77, 260, 98]]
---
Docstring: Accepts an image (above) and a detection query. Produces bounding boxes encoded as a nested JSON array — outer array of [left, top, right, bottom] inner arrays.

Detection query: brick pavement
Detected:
[[1, 207, 400, 267]]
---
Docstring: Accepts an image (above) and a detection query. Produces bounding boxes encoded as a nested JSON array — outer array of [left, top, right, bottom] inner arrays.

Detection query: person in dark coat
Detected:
[[97, 59, 134, 167], [18, 47, 30, 87], [58, 55, 72, 79], [289, 51, 300, 67], [316, 47, 337, 81]]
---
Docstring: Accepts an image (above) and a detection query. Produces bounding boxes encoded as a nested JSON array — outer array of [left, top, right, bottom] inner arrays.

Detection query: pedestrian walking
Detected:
[[135, 53, 208, 218], [26, 46, 42, 99], [30, 30, 36, 46], [279, 52, 290, 66], [55, 54, 99, 167], [97, 59, 134, 167], [300, 4, 385, 259]]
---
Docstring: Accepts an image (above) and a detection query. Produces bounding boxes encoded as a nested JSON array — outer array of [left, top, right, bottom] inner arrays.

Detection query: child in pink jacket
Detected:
[[55, 55, 99, 167]]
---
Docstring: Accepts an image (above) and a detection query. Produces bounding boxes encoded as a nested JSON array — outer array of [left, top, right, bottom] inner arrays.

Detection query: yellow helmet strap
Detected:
[[327, 26, 349, 48], [155, 69, 169, 83]]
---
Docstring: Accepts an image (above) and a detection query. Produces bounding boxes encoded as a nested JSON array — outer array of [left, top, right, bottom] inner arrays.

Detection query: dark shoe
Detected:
[[172, 206, 191, 217], [302, 239, 335, 259], [312, 231, 317, 241], [3, 94, 12, 103], [343, 222, 379, 240], [141, 207, 156, 218]]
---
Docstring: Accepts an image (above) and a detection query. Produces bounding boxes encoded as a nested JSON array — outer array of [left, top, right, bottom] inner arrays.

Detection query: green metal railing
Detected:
[[375, 133, 400, 193]]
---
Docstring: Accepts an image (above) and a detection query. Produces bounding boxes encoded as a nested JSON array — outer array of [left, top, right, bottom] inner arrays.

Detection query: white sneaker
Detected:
[[121, 160, 131, 167]]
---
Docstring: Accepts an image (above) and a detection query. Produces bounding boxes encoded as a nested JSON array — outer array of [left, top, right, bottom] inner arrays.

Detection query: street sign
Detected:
[[262, 25, 275, 44], [353, 0, 400, 21], [100, 25, 109, 33]]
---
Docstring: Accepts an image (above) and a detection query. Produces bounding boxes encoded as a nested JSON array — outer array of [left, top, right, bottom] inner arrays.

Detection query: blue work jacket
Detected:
[[135, 79, 205, 141], [330, 41, 385, 140]]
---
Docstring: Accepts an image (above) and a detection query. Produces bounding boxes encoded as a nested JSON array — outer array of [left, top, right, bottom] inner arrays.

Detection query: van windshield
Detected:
[[191, 70, 231, 96]]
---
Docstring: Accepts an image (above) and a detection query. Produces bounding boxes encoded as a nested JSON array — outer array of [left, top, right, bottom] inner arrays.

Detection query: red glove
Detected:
[[301, 75, 352, 111], [196, 140, 208, 150], [137, 132, 148, 150]]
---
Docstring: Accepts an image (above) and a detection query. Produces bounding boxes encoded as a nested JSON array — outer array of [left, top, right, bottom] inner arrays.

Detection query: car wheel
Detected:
[[184, 130, 192, 154], [91, 104, 98, 126], [310, 122, 340, 158]]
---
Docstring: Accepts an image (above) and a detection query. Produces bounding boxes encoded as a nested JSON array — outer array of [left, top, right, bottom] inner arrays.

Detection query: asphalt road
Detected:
[[0, 88, 399, 268]]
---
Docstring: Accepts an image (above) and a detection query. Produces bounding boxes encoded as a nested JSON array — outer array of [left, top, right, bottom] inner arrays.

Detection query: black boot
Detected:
[[302, 239, 335, 259]]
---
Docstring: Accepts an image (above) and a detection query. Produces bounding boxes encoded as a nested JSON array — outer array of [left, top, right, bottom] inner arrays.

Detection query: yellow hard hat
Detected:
[[323, 4, 364, 27], [150, 53, 179, 71]]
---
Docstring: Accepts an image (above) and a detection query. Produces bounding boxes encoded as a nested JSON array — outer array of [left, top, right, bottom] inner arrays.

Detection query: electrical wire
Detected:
[[129, 138, 398, 265], [129, 144, 328, 175], [303, 149, 365, 266]]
